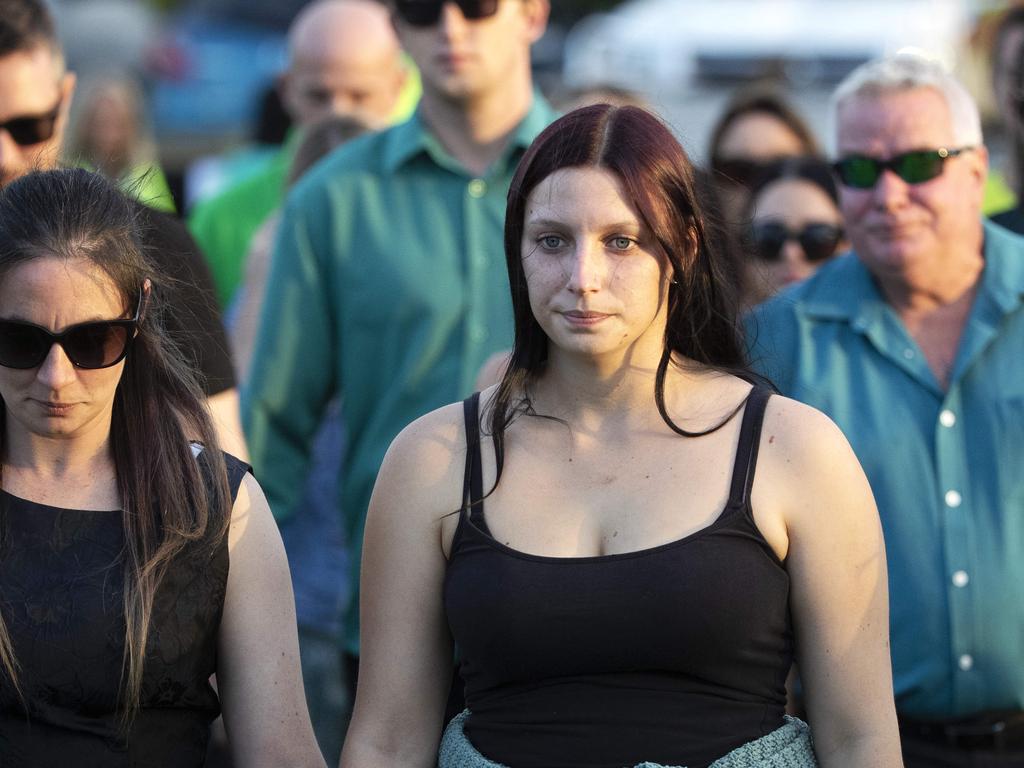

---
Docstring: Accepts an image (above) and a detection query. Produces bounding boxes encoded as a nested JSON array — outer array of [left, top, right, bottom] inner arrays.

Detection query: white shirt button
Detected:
[[903, 348, 915, 360], [945, 490, 962, 508], [468, 179, 487, 198], [951, 570, 969, 588], [958, 654, 974, 671], [939, 409, 956, 428]]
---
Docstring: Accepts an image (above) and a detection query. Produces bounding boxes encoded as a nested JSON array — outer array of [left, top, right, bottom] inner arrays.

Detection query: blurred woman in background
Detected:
[[743, 156, 848, 307], [707, 88, 820, 227], [68, 75, 176, 213]]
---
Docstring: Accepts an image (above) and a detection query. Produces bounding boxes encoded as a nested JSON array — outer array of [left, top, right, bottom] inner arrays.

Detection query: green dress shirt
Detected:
[[242, 97, 558, 654], [746, 220, 1024, 717]]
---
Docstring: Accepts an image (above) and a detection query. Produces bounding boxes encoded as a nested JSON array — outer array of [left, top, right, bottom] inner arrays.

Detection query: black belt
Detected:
[[899, 710, 1024, 753]]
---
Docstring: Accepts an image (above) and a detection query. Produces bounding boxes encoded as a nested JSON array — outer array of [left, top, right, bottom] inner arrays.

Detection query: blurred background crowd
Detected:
[[47, 1, 1018, 196], [47, 0, 1024, 304]]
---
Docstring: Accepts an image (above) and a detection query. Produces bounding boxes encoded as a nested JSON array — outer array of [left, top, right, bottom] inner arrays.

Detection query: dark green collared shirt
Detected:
[[747, 220, 1024, 717], [242, 97, 558, 653]]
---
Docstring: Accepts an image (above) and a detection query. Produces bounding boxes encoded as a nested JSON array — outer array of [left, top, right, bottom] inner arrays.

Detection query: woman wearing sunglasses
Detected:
[[743, 156, 849, 308], [343, 105, 903, 767], [0, 169, 324, 767]]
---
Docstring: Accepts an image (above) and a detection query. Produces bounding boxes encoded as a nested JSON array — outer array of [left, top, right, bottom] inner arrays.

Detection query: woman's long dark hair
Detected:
[[0, 169, 231, 724], [486, 105, 754, 485]]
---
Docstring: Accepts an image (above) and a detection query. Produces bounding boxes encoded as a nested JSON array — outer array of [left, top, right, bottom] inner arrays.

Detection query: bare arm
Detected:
[[218, 474, 325, 768], [340, 407, 463, 768], [759, 397, 902, 767]]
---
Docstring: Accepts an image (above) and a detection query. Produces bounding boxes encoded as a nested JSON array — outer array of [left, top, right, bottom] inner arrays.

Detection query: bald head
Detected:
[[282, 0, 406, 128]]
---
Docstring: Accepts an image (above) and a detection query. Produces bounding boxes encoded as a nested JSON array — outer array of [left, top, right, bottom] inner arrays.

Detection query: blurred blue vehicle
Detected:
[[147, 0, 310, 166]]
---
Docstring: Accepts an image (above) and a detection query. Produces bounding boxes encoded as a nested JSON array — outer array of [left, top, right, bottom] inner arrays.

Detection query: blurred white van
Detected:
[[562, 0, 971, 93]]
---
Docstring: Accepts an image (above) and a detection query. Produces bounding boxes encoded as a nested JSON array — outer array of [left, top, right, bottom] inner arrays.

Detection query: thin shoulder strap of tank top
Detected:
[[461, 392, 486, 526], [727, 386, 773, 508]]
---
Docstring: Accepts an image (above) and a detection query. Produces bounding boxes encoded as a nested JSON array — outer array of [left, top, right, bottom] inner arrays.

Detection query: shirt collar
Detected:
[[798, 219, 1024, 326], [382, 91, 556, 175]]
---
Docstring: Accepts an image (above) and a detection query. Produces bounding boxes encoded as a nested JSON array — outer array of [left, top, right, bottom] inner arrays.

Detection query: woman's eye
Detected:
[[539, 235, 564, 250], [609, 236, 634, 250]]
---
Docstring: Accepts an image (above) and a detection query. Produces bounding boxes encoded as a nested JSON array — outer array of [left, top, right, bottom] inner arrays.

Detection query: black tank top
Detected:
[[0, 451, 249, 767], [444, 387, 792, 768]]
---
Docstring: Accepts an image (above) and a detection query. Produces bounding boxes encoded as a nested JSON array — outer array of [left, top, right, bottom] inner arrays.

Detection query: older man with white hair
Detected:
[[748, 54, 1024, 767]]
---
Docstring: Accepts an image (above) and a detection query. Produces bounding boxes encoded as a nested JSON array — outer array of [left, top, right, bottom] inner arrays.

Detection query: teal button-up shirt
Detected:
[[242, 97, 558, 654], [746, 220, 1024, 717]]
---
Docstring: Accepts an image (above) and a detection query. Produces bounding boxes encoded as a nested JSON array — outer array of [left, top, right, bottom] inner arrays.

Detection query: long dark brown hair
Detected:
[[0, 169, 231, 724], [486, 104, 755, 485]]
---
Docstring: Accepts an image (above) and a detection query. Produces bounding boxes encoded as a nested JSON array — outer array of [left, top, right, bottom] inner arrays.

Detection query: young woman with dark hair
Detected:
[[742, 156, 849, 307], [0, 169, 324, 767], [344, 105, 903, 768]]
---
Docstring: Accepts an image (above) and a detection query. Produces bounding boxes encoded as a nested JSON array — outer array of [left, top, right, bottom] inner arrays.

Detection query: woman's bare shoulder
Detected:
[[761, 393, 852, 461], [758, 393, 873, 514], [383, 401, 468, 482], [371, 397, 484, 532]]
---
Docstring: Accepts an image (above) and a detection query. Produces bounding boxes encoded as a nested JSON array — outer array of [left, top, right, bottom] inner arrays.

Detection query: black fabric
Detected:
[[135, 202, 236, 396], [0, 452, 249, 767], [444, 387, 792, 768]]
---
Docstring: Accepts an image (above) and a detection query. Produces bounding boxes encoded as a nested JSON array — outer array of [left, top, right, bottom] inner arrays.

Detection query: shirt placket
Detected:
[[933, 383, 983, 713], [459, 174, 493, 393]]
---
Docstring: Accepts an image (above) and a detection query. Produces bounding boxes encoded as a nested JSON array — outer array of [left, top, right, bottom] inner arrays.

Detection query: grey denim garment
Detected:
[[437, 710, 818, 768]]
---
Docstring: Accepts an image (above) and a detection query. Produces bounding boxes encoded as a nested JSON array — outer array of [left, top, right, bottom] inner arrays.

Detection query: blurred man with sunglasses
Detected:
[[748, 54, 1024, 767], [0, 2, 73, 188], [244, 0, 555, 723], [0, 0, 246, 457]]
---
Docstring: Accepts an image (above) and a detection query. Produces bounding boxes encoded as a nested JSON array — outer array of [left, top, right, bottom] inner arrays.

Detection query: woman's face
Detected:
[[0, 256, 129, 445], [521, 166, 670, 366], [747, 177, 847, 301], [713, 111, 808, 223]]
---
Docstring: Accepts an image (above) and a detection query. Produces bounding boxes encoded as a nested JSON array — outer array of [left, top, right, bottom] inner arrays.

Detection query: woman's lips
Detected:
[[34, 400, 76, 416], [562, 311, 611, 326]]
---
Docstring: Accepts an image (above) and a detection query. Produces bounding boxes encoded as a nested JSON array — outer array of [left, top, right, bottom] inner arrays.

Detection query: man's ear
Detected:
[[968, 144, 990, 204], [522, 0, 550, 45], [53, 70, 77, 149], [58, 71, 76, 121], [276, 71, 296, 118]]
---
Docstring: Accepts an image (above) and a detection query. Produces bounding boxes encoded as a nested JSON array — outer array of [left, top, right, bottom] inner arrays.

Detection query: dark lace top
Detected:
[[0, 451, 249, 767]]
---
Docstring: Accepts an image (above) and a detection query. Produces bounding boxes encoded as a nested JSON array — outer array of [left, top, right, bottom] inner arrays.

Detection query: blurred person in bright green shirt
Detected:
[[67, 75, 177, 214], [188, 0, 418, 307]]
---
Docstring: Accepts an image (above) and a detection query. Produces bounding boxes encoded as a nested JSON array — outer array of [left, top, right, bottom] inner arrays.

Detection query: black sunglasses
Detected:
[[832, 147, 974, 189], [0, 99, 62, 147], [750, 220, 844, 264], [394, 0, 500, 26], [0, 290, 145, 370]]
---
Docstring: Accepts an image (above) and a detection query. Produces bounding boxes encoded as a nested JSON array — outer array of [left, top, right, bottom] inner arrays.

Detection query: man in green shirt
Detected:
[[243, 0, 555, 674], [188, 0, 415, 307], [748, 55, 1024, 766]]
